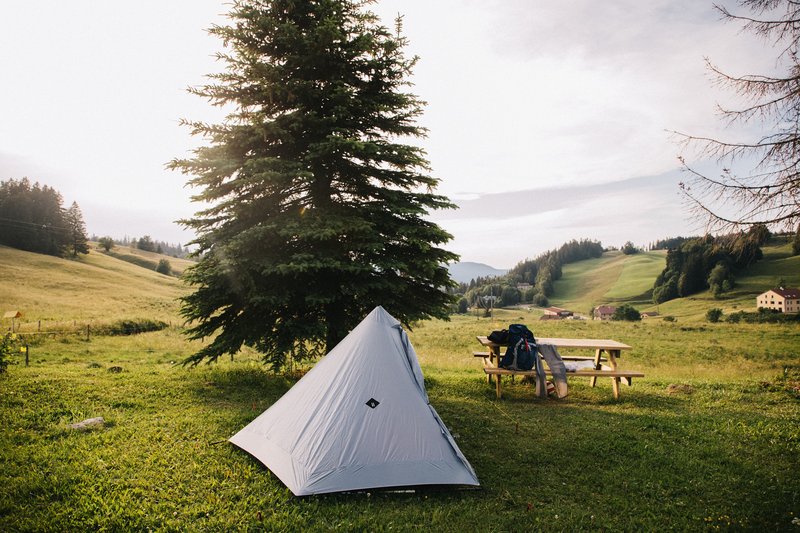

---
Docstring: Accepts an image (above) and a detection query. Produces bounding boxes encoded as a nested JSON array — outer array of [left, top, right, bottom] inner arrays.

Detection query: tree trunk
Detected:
[[325, 303, 346, 353]]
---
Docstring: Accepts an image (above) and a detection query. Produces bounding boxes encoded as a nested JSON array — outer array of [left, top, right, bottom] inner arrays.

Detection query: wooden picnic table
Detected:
[[475, 336, 643, 399]]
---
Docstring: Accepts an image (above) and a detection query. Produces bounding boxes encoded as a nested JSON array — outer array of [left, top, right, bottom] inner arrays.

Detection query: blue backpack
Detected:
[[500, 324, 537, 371]]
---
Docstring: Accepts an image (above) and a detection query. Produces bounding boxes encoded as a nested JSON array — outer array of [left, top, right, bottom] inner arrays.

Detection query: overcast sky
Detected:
[[0, 1, 774, 267]]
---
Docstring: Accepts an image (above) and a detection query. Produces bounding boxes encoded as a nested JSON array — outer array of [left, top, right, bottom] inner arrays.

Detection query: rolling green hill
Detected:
[[550, 250, 666, 315], [3, 236, 798, 328], [0, 245, 187, 328], [651, 239, 800, 320], [549, 239, 800, 321]]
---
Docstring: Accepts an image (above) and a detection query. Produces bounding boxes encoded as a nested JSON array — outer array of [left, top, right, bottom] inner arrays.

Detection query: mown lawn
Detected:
[[1, 311, 798, 531]]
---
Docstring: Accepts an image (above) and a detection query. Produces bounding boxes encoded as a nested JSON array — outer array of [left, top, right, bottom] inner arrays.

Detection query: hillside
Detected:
[[550, 251, 666, 315], [98, 244, 196, 276], [548, 239, 800, 320], [652, 238, 800, 320], [0, 245, 187, 326]]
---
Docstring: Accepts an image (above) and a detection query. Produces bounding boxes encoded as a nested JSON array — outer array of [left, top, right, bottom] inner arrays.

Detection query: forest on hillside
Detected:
[[652, 225, 772, 302], [0, 178, 89, 257], [454, 239, 604, 309]]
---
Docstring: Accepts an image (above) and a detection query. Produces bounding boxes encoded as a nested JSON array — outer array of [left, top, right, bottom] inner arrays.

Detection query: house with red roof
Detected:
[[757, 287, 800, 314], [593, 305, 616, 321]]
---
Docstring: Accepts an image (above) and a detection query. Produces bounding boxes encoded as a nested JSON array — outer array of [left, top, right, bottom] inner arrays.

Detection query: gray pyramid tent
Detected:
[[230, 306, 480, 496]]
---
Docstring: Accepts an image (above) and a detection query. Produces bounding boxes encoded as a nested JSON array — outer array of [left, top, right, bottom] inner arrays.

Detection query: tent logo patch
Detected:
[[365, 398, 380, 409]]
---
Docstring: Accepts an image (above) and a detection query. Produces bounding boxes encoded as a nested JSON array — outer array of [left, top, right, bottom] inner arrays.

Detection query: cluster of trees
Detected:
[[454, 239, 604, 311], [0, 178, 88, 257], [621, 241, 639, 255], [131, 236, 188, 257], [652, 226, 770, 303], [92, 234, 190, 258], [649, 236, 698, 251]]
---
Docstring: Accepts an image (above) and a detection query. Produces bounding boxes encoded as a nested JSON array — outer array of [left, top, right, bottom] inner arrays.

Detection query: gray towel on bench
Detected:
[[539, 343, 568, 398], [564, 360, 596, 372], [532, 347, 547, 398]]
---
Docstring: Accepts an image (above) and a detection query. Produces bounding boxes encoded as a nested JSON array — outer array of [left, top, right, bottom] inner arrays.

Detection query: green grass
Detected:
[[0, 247, 799, 530], [1, 308, 798, 530], [604, 251, 666, 301], [551, 252, 627, 315], [0, 245, 187, 329], [549, 250, 666, 314]]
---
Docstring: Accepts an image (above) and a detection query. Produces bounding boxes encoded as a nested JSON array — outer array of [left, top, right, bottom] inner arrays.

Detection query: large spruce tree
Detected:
[[171, 0, 457, 369]]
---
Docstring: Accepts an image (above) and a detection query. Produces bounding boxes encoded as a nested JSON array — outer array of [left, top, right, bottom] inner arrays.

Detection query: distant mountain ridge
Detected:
[[448, 262, 508, 284]]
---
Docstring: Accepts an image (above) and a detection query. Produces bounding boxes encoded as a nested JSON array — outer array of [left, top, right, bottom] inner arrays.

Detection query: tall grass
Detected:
[[0, 245, 186, 324]]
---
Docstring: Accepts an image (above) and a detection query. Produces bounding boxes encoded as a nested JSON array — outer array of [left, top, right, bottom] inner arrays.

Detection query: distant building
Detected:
[[593, 305, 616, 321], [516, 283, 532, 291], [641, 311, 659, 319], [757, 287, 800, 314], [543, 307, 573, 318]]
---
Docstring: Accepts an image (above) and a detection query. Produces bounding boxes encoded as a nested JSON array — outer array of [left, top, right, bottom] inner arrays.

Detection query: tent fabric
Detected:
[[229, 306, 480, 496]]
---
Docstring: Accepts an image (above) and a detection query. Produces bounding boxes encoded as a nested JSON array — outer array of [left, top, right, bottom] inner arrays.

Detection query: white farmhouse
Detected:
[[756, 287, 800, 314]]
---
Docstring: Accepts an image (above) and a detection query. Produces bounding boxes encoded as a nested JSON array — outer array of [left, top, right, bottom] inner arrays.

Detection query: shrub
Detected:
[[156, 259, 172, 276], [97, 236, 115, 252], [726, 309, 800, 324], [663, 316, 676, 322], [612, 304, 641, 321], [457, 298, 469, 314], [706, 308, 723, 323], [93, 319, 169, 336]]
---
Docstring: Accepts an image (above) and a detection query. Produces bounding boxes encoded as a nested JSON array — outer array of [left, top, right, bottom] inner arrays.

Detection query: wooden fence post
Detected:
[[86, 325, 90, 341], [24, 344, 29, 367], [38, 320, 41, 332]]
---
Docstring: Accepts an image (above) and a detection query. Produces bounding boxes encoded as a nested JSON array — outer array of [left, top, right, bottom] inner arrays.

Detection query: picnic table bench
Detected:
[[476, 336, 644, 399]]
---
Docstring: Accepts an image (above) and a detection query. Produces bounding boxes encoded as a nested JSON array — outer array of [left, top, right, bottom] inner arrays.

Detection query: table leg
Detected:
[[495, 372, 502, 399], [608, 349, 620, 399], [487, 346, 500, 384], [589, 348, 603, 387]]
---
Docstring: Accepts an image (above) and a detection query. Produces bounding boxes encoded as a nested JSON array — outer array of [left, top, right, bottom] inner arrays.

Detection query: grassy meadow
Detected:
[[1, 246, 799, 530], [551, 251, 667, 315], [0, 246, 185, 327]]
